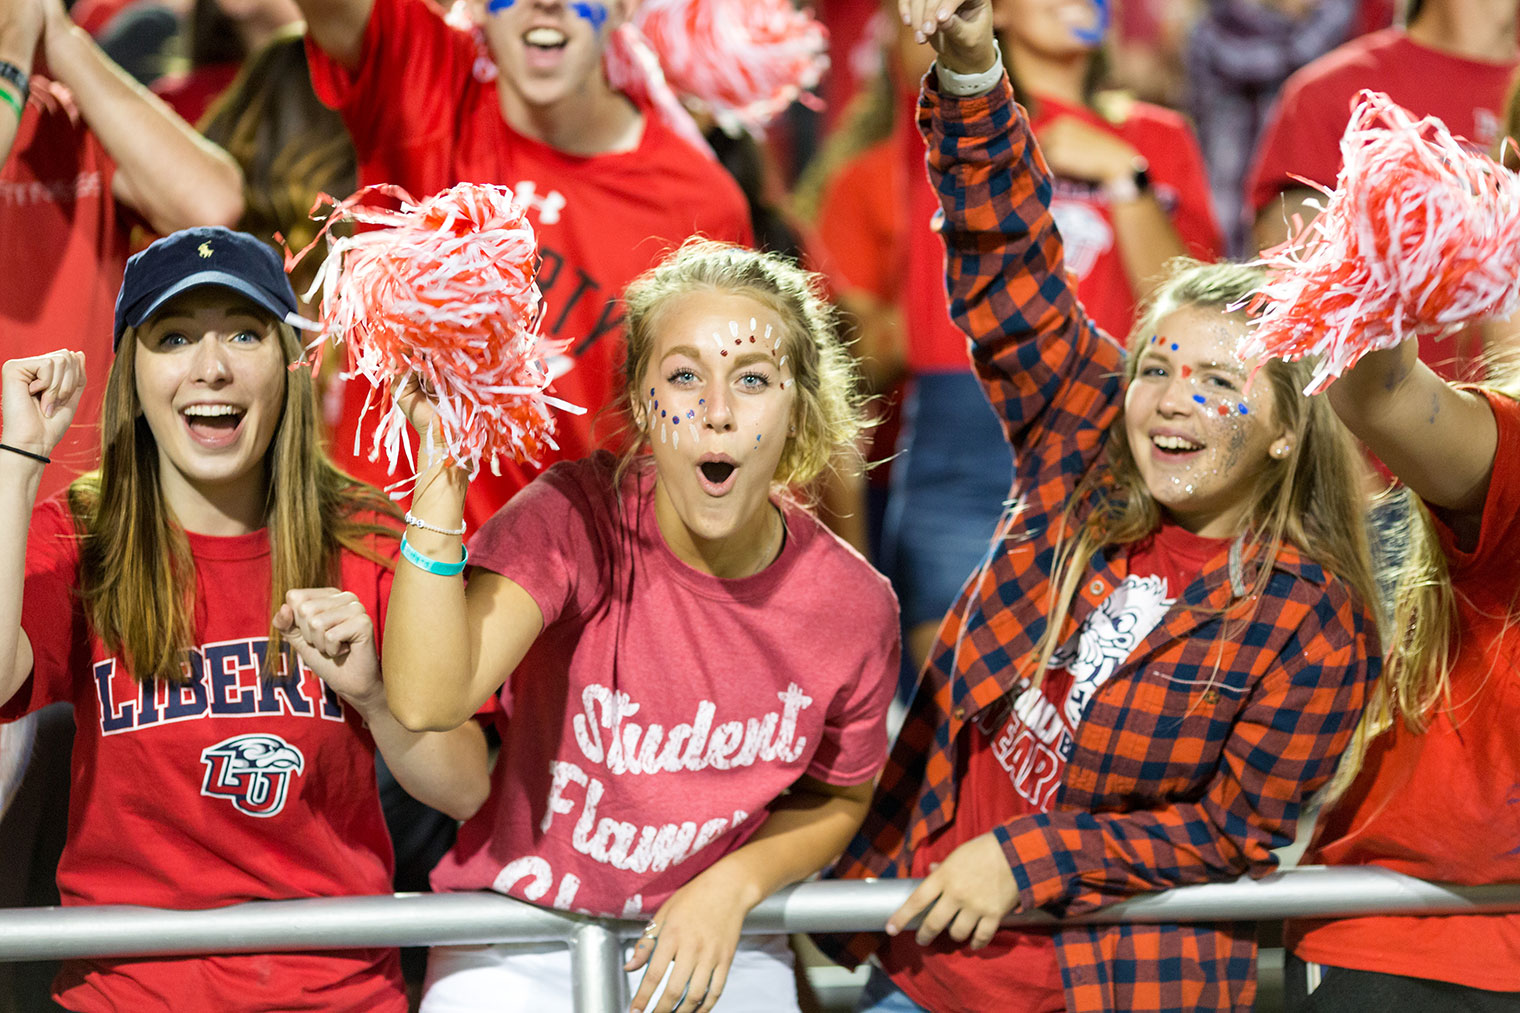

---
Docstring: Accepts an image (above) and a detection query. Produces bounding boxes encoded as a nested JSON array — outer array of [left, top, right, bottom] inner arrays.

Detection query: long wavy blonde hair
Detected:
[[68, 312, 399, 684]]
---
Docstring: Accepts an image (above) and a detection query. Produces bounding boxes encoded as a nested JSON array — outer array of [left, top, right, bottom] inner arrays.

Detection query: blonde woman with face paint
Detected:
[[0, 227, 489, 1013], [383, 240, 900, 1013], [823, 4, 1384, 1013]]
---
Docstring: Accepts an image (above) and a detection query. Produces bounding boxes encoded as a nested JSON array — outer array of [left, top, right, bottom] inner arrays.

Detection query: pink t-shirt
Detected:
[[430, 452, 900, 916], [5, 500, 406, 1013]]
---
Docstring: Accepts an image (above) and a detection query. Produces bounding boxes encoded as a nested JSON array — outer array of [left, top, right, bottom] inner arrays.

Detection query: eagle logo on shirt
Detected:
[[199, 733, 305, 818], [1051, 574, 1173, 727]]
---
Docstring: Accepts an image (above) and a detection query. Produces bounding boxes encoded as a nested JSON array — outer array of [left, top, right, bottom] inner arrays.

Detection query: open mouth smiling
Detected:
[[1152, 434, 1204, 455]]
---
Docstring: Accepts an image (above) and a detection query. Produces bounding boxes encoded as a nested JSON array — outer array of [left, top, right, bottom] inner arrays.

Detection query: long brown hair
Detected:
[[1028, 261, 1383, 795], [68, 313, 399, 684]]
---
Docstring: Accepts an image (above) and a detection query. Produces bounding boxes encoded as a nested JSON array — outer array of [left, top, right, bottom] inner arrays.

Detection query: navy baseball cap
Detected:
[[113, 227, 302, 349]]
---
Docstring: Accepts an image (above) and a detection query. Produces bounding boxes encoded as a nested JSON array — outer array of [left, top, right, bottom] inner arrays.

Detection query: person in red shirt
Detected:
[[0, 227, 489, 1013], [1282, 280, 1520, 1008], [296, 0, 752, 530], [1247, 0, 1518, 247], [1246, 0, 1518, 380], [383, 239, 899, 1013]]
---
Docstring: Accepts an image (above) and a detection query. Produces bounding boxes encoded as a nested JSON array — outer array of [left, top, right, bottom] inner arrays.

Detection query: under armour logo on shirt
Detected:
[[513, 180, 567, 225]]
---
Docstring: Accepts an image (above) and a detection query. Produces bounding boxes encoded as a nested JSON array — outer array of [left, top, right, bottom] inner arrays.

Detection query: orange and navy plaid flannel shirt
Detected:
[[825, 76, 1381, 1012]]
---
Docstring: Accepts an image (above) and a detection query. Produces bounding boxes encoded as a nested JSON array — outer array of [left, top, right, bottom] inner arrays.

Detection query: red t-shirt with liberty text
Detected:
[[430, 453, 900, 917], [306, 0, 753, 529], [4, 500, 406, 1013], [882, 521, 1228, 1013]]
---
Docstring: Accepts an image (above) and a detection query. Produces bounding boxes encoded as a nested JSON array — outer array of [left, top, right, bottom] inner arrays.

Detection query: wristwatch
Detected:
[[1104, 158, 1152, 204]]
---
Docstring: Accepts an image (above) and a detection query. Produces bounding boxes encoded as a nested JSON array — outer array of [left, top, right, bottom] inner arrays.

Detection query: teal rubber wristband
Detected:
[[399, 532, 468, 577]]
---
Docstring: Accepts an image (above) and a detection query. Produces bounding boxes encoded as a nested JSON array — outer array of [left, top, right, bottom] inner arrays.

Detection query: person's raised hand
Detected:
[[898, 0, 997, 76], [1, 351, 86, 462]]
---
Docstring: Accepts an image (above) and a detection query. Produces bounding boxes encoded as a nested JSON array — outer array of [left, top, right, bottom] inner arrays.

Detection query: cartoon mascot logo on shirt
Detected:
[[199, 733, 305, 818]]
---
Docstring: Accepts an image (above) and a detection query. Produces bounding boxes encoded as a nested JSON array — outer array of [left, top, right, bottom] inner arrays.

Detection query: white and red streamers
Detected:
[[632, 0, 829, 137], [307, 182, 580, 491], [603, 22, 714, 157], [1244, 90, 1520, 394]]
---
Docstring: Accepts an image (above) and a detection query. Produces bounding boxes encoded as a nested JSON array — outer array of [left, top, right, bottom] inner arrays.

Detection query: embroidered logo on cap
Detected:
[[198, 242, 213, 259]]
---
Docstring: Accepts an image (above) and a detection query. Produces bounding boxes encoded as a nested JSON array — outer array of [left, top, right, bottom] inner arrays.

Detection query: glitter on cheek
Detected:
[[1237, 403, 1249, 415], [1170, 343, 1179, 352], [1192, 394, 1207, 405], [1216, 403, 1230, 416], [1180, 365, 1191, 378]]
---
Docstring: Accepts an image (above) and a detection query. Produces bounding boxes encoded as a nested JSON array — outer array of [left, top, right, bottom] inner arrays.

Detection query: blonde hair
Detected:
[[618, 238, 866, 489], [68, 310, 399, 684], [1028, 260, 1382, 798]]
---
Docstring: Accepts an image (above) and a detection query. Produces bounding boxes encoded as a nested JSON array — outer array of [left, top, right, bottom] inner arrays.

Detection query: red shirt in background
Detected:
[[1029, 95, 1222, 343], [1, 80, 133, 502], [306, 0, 751, 529], [152, 61, 242, 126]]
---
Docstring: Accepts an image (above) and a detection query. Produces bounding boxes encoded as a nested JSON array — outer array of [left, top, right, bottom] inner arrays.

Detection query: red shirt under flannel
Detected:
[[825, 76, 1380, 1013]]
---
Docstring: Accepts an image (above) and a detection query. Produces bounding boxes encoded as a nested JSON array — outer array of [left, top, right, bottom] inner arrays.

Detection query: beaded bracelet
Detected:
[[0, 60, 29, 106], [404, 510, 466, 537], [399, 533, 469, 577]]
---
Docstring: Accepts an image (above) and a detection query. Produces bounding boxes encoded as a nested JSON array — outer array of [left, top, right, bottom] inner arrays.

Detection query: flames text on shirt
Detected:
[[499, 682, 815, 913], [93, 637, 344, 736]]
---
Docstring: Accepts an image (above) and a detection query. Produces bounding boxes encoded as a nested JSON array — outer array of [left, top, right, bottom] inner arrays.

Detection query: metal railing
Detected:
[[3, 867, 1518, 1012]]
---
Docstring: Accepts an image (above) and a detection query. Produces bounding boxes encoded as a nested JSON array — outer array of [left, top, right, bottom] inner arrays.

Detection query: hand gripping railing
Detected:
[[3, 866, 1519, 1012]]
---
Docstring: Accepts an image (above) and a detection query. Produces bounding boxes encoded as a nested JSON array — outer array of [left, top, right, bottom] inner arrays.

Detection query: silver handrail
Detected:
[[3, 867, 1517, 1011]]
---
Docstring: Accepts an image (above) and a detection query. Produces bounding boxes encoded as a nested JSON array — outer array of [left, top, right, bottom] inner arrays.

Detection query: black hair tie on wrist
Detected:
[[0, 443, 51, 465]]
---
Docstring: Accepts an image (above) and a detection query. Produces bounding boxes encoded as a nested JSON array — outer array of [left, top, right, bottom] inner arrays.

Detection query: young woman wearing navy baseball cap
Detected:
[[0, 226, 488, 1013]]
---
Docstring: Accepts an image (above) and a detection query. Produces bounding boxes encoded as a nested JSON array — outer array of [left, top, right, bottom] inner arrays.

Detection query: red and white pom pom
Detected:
[[603, 21, 714, 156], [1243, 90, 1520, 394], [305, 182, 581, 491], [632, 0, 829, 137]]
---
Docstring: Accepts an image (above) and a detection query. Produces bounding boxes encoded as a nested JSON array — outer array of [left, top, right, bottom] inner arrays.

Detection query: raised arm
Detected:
[[296, 0, 373, 70], [0, 351, 87, 710], [1326, 339, 1497, 516], [381, 390, 546, 732], [0, 0, 41, 166], [907, 0, 1124, 456], [39, 0, 242, 233]]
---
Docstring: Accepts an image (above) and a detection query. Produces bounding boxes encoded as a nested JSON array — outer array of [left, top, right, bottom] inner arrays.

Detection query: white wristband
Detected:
[[934, 40, 1004, 97]]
